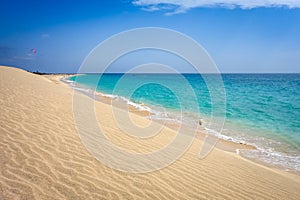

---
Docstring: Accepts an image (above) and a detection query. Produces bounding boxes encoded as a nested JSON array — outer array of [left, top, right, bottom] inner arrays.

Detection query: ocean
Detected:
[[67, 73, 300, 172]]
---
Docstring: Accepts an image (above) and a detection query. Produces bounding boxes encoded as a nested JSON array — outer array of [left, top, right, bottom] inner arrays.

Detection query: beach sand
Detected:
[[0, 66, 299, 199]]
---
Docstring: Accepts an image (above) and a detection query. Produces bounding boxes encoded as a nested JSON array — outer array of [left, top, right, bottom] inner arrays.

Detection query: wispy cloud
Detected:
[[133, 0, 300, 15], [41, 33, 50, 39], [13, 56, 34, 61]]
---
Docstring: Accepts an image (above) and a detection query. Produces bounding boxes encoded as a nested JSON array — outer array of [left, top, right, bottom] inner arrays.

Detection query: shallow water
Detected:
[[68, 73, 300, 172]]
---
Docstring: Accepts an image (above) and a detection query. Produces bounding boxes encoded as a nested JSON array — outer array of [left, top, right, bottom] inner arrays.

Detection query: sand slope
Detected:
[[0, 66, 299, 200]]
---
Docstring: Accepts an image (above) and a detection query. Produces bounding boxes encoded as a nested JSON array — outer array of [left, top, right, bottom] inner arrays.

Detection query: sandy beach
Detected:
[[0, 66, 299, 199]]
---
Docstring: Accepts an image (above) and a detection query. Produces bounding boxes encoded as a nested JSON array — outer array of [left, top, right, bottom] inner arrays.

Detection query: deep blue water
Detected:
[[68, 73, 300, 171]]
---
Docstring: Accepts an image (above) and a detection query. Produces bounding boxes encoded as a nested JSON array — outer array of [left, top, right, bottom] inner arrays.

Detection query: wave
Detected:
[[238, 148, 300, 172], [64, 76, 300, 174], [97, 92, 153, 113]]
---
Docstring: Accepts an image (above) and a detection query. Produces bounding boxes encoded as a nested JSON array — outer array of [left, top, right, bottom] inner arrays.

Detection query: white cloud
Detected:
[[133, 0, 300, 14]]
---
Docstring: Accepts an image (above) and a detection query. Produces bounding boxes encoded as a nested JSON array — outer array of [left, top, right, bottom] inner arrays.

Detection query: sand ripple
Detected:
[[0, 66, 299, 199]]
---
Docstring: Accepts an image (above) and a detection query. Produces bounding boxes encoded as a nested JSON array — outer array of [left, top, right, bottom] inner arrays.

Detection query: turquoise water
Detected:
[[68, 73, 300, 171]]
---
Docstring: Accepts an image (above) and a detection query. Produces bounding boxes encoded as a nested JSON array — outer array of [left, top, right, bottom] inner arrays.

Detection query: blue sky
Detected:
[[0, 0, 299, 73]]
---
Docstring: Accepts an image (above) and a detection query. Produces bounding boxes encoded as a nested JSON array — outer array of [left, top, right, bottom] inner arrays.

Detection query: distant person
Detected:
[[199, 119, 203, 126]]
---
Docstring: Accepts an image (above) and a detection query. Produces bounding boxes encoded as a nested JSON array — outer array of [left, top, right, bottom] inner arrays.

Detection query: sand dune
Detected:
[[0, 66, 299, 199]]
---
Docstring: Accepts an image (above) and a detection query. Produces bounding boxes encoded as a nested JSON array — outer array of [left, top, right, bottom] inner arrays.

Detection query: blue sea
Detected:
[[67, 73, 300, 172]]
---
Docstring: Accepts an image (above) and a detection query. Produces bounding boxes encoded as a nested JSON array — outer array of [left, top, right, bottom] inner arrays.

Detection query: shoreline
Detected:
[[1, 66, 299, 199], [60, 74, 300, 175], [61, 74, 256, 149]]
